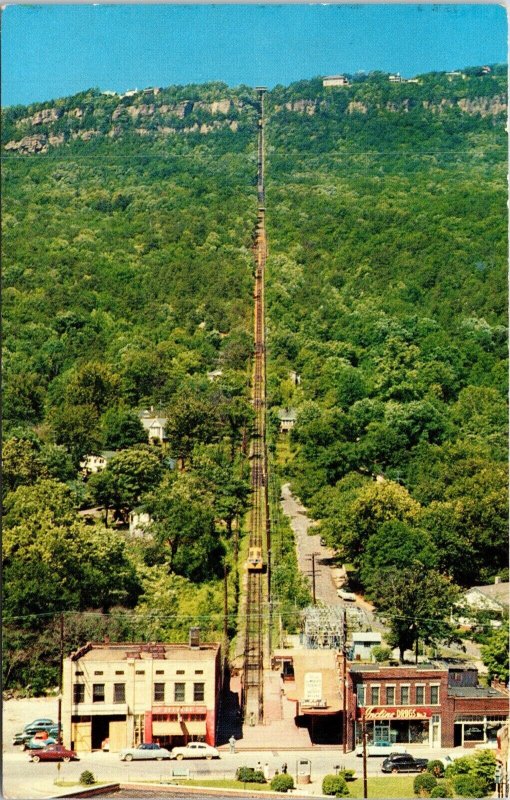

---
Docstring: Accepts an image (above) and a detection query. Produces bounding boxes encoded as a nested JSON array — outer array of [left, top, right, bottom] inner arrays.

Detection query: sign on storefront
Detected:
[[363, 706, 432, 720]]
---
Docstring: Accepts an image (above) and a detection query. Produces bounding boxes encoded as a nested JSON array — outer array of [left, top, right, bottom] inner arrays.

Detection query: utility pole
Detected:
[[309, 552, 320, 605], [223, 563, 229, 643], [58, 612, 64, 745], [362, 709, 368, 799], [342, 609, 348, 753]]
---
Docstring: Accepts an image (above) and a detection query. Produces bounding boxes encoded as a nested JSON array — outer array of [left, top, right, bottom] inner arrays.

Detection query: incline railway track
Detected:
[[243, 87, 268, 725]]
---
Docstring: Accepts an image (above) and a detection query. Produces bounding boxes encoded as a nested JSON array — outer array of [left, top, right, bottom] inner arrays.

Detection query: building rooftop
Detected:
[[466, 582, 509, 607], [69, 641, 220, 662], [448, 686, 509, 699], [352, 632, 382, 642], [349, 662, 445, 673]]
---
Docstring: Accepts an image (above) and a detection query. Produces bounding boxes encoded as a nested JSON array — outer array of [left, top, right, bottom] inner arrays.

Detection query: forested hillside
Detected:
[[264, 67, 508, 622], [2, 66, 507, 689]]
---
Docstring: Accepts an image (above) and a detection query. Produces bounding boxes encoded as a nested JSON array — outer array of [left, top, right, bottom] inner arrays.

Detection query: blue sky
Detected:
[[2, 4, 507, 107]]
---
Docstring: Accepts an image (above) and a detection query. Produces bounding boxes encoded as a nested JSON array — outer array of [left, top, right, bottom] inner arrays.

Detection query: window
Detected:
[[193, 683, 205, 702], [174, 683, 185, 702], [356, 685, 365, 707], [370, 686, 380, 705], [415, 685, 425, 704], [155, 670, 164, 675], [93, 684, 105, 703], [154, 683, 165, 702], [430, 685, 440, 705], [94, 671, 104, 676], [115, 670, 124, 676], [114, 683, 126, 703], [73, 684, 85, 704], [400, 686, 410, 705], [195, 670, 204, 675], [386, 686, 395, 705], [75, 671, 84, 676], [136, 670, 145, 675], [176, 670, 185, 675]]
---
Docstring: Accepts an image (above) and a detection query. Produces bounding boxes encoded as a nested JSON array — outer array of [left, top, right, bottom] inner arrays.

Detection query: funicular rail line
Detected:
[[243, 88, 268, 724]]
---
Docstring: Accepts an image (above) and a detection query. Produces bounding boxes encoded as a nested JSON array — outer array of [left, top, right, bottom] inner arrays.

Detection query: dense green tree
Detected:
[[88, 445, 163, 521], [100, 406, 147, 450], [480, 628, 510, 683], [373, 566, 461, 661]]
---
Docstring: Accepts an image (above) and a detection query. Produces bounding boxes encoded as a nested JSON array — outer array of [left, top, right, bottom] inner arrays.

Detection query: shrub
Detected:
[[372, 645, 392, 662], [430, 786, 452, 798], [322, 774, 350, 796], [236, 767, 266, 783], [427, 760, 445, 777], [79, 771, 96, 785], [339, 768, 356, 782], [414, 773, 437, 796], [270, 773, 295, 793], [452, 774, 486, 798]]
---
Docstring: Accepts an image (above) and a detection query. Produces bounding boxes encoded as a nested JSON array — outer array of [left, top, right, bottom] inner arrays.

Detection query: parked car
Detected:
[[119, 743, 172, 761], [171, 742, 220, 760], [381, 754, 429, 773], [28, 744, 78, 763], [355, 742, 407, 757], [26, 736, 57, 751], [24, 719, 54, 732], [14, 723, 61, 748], [337, 588, 356, 601]]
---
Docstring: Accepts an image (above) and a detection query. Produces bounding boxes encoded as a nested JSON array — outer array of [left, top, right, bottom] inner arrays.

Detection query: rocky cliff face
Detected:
[[3, 92, 251, 154]]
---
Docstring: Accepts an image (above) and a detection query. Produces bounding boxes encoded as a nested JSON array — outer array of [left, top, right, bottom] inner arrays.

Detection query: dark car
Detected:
[[28, 744, 78, 763], [12, 720, 62, 746], [381, 754, 429, 773]]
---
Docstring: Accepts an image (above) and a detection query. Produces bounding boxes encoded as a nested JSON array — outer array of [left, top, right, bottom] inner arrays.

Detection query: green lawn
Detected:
[[346, 776, 416, 798]]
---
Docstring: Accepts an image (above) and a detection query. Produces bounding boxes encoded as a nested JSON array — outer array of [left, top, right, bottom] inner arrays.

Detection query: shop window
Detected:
[[193, 682, 205, 702], [415, 685, 425, 704], [114, 683, 126, 703], [400, 686, 410, 705], [370, 685, 380, 705], [386, 686, 395, 705], [73, 684, 85, 704], [154, 683, 165, 702], [93, 684, 105, 702], [356, 685, 365, 707], [174, 682, 185, 702], [464, 724, 484, 742], [430, 685, 439, 704]]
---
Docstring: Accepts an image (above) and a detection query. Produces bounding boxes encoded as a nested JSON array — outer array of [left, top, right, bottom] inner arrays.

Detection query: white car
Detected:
[[337, 588, 356, 601], [171, 742, 220, 760], [355, 742, 407, 757], [119, 743, 172, 761]]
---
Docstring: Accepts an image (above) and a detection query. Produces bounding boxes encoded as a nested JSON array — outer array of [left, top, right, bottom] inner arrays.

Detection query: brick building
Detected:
[[62, 638, 221, 753], [348, 662, 509, 751]]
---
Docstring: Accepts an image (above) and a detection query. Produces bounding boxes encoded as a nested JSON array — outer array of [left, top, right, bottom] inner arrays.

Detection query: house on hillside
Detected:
[[323, 75, 349, 88], [277, 408, 298, 433], [139, 408, 167, 444], [461, 580, 509, 615], [80, 451, 116, 476], [389, 73, 403, 83]]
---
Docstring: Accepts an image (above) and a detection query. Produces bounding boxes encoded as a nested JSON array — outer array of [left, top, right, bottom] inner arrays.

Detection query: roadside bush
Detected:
[[339, 768, 356, 782], [79, 771, 96, 785], [322, 774, 350, 796], [414, 773, 437, 796], [372, 645, 392, 662], [236, 767, 266, 783], [270, 773, 295, 793], [427, 760, 445, 777], [430, 785, 452, 798], [452, 774, 486, 797]]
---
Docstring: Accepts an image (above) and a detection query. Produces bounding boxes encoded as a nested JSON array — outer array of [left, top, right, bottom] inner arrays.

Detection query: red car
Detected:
[[28, 743, 78, 763]]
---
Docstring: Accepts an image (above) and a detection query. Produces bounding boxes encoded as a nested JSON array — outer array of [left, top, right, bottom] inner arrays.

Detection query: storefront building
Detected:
[[62, 637, 221, 753], [348, 662, 509, 751], [349, 664, 448, 749]]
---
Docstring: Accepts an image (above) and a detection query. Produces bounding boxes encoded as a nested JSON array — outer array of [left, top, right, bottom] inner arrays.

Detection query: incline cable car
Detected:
[[246, 547, 264, 572]]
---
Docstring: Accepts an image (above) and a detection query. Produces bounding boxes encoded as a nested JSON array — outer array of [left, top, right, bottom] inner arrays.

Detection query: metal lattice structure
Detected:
[[302, 604, 368, 649]]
